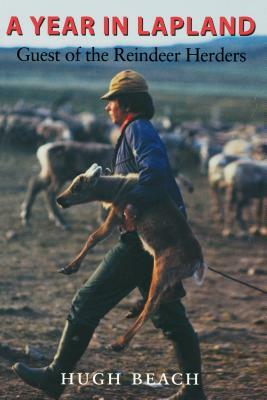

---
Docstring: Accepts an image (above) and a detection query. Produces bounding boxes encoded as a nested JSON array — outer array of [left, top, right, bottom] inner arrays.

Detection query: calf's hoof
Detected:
[[58, 263, 80, 275], [108, 338, 127, 352]]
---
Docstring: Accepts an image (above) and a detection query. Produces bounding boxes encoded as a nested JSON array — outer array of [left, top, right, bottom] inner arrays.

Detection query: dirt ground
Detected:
[[0, 149, 266, 400]]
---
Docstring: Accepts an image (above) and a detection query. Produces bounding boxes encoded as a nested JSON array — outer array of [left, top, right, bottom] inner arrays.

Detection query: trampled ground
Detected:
[[0, 149, 266, 400]]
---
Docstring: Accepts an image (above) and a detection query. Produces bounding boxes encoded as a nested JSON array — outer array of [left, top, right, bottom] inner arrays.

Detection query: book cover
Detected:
[[0, 1, 266, 399]]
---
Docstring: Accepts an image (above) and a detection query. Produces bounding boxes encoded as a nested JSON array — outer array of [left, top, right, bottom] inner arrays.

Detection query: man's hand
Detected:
[[123, 204, 138, 232]]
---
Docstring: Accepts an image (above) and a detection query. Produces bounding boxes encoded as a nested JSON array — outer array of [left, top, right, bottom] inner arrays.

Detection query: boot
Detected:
[[159, 330, 207, 400], [12, 320, 93, 399]]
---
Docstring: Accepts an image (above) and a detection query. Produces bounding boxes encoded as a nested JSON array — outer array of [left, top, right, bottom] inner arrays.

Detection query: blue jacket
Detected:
[[113, 119, 186, 217]]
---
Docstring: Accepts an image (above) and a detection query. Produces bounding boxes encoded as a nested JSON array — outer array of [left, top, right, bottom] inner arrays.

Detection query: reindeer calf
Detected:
[[56, 164, 205, 351]]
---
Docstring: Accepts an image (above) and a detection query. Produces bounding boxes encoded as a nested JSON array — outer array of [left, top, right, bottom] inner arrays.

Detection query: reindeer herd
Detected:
[[1, 102, 265, 238]]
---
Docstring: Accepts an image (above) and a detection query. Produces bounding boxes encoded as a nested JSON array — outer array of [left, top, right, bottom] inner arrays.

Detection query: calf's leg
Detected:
[[45, 182, 68, 229], [236, 197, 249, 236], [222, 186, 236, 237], [20, 175, 50, 225], [111, 256, 189, 351], [58, 208, 119, 275]]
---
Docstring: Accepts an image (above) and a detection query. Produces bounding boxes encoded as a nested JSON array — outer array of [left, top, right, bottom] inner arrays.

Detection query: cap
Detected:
[[101, 70, 149, 100]]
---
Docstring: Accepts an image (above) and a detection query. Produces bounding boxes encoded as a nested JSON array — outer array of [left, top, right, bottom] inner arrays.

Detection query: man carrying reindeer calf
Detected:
[[13, 70, 207, 400]]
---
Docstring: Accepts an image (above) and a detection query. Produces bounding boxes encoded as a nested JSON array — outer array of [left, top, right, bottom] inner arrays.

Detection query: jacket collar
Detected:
[[120, 113, 140, 134]]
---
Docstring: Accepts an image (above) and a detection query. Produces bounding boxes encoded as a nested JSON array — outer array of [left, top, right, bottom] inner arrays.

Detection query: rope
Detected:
[[207, 266, 267, 295]]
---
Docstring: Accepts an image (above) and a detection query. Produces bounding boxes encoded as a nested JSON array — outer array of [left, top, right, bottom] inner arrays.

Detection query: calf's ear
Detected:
[[91, 166, 103, 186], [83, 164, 103, 184], [84, 163, 103, 178], [84, 163, 99, 178], [105, 167, 112, 176], [93, 166, 103, 178]]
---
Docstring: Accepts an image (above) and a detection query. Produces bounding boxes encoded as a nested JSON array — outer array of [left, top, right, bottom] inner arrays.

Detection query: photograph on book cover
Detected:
[[0, 0, 266, 399]]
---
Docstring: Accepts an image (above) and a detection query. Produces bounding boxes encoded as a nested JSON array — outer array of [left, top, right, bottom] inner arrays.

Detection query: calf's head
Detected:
[[57, 163, 103, 208]]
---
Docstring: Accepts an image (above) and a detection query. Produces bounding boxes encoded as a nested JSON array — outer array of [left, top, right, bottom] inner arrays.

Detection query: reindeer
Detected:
[[56, 164, 205, 351], [207, 139, 257, 221], [20, 141, 113, 228], [36, 118, 72, 142], [208, 153, 242, 222], [222, 160, 267, 237]]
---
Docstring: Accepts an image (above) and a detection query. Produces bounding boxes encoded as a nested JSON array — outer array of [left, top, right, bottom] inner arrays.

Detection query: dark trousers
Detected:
[[67, 232, 197, 343]]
